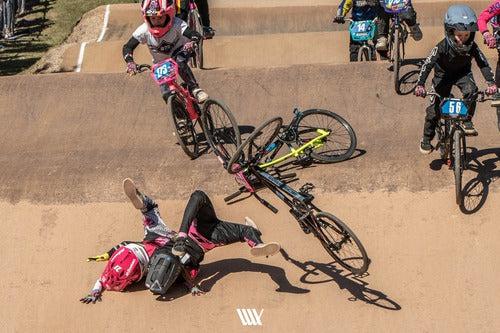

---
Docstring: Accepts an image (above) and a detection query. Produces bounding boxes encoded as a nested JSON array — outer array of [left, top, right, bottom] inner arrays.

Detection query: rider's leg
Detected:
[[176, 0, 189, 22], [174, 49, 208, 103], [401, 5, 422, 41], [456, 72, 479, 135], [421, 77, 452, 153], [194, 0, 214, 38], [375, 6, 389, 51]]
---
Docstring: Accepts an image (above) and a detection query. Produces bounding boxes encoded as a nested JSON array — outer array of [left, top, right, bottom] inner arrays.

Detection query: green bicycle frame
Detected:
[[258, 128, 330, 169]]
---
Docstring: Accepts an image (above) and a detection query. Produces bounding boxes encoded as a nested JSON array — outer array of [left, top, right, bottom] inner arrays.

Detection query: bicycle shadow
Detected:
[[460, 147, 499, 214], [280, 249, 401, 310], [395, 58, 425, 96]]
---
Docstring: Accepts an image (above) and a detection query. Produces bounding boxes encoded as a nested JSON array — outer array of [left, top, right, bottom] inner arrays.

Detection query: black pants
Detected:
[[377, 5, 417, 37], [177, 0, 210, 27], [423, 73, 478, 140], [180, 190, 263, 247]]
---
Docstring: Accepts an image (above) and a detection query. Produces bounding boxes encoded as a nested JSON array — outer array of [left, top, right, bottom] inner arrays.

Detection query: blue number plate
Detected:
[[349, 20, 376, 42], [382, 0, 410, 13], [153, 61, 175, 81], [441, 98, 469, 117]]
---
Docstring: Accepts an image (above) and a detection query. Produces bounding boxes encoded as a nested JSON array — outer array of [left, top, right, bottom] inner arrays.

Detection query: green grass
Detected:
[[0, 0, 139, 76]]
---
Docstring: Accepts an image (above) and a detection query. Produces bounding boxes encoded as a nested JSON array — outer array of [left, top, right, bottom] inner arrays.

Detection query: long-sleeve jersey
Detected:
[[122, 17, 200, 64], [417, 38, 495, 86], [478, 0, 500, 33], [337, 0, 379, 21]]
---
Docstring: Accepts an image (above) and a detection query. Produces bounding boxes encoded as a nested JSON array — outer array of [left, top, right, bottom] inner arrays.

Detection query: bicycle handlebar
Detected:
[[136, 64, 151, 73], [426, 90, 495, 103]]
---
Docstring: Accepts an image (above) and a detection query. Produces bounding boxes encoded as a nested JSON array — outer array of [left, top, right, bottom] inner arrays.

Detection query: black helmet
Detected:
[[145, 248, 182, 295], [444, 5, 478, 53]]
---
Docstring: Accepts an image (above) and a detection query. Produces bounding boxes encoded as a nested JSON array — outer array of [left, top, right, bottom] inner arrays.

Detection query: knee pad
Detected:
[[145, 249, 182, 295]]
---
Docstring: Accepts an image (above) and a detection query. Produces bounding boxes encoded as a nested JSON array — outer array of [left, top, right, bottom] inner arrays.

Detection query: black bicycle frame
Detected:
[[264, 109, 307, 162]]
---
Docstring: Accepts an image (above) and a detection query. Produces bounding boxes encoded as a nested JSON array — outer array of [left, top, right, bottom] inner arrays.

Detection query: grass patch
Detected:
[[0, 0, 139, 76]]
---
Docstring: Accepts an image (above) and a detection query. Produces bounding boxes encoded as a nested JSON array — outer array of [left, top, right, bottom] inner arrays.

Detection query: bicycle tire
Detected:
[[453, 129, 463, 205], [202, 99, 241, 163], [393, 25, 401, 94], [168, 94, 201, 159], [297, 109, 357, 163], [188, 10, 204, 69], [360, 47, 370, 62], [314, 211, 369, 275], [226, 117, 283, 174]]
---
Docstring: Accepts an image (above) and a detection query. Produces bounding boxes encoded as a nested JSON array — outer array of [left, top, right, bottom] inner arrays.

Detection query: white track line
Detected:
[[97, 5, 111, 43], [75, 42, 87, 73], [75, 5, 110, 72]]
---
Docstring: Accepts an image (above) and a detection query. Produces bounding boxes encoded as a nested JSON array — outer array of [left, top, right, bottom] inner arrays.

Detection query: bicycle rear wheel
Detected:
[[188, 9, 204, 69], [297, 109, 357, 163], [359, 47, 370, 62], [202, 99, 241, 164], [168, 94, 201, 159], [453, 130, 464, 205], [315, 211, 369, 275], [226, 117, 283, 174]]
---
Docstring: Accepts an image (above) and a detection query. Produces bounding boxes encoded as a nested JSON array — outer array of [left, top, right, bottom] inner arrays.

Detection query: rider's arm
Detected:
[[122, 23, 148, 63], [478, 1, 500, 33], [182, 26, 202, 41], [122, 37, 140, 63], [337, 0, 352, 17], [471, 43, 495, 84], [416, 43, 442, 86]]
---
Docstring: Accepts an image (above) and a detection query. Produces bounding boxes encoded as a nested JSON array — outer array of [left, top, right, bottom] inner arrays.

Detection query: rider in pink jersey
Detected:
[[479, 0, 500, 92]]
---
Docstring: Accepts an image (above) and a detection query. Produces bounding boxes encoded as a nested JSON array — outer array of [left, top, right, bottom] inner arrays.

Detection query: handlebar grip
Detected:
[[224, 189, 243, 202]]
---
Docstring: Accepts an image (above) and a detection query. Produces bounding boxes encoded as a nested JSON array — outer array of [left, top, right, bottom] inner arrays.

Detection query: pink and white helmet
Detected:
[[100, 245, 148, 291], [141, 0, 176, 38]]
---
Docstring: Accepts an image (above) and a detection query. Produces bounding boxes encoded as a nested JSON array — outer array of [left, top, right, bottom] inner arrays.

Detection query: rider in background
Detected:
[[414, 5, 497, 154], [376, 0, 422, 52], [333, 0, 383, 61], [176, 0, 215, 39], [123, 0, 208, 104], [478, 0, 500, 99]]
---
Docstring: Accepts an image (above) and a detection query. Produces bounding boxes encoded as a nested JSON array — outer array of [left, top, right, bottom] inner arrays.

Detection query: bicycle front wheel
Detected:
[[297, 109, 357, 163], [202, 99, 241, 164], [315, 211, 369, 275], [168, 94, 201, 159], [453, 130, 464, 205], [226, 117, 283, 174], [393, 26, 401, 94]]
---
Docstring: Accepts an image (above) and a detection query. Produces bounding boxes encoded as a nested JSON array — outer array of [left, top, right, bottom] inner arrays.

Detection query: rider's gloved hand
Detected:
[[333, 16, 345, 24], [79, 290, 102, 304], [126, 61, 138, 75], [486, 83, 498, 96], [182, 41, 196, 53], [483, 31, 497, 49], [86, 252, 110, 262], [414, 85, 427, 97]]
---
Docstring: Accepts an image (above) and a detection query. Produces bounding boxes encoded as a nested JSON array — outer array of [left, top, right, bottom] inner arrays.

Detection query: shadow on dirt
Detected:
[[395, 58, 425, 96], [151, 257, 310, 302], [280, 249, 401, 310], [460, 147, 499, 214]]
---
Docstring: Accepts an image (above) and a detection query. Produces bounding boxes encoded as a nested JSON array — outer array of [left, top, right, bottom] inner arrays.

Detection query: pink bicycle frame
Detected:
[[151, 58, 199, 121]]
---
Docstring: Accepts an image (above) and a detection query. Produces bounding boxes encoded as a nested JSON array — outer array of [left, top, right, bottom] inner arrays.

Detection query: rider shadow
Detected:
[[197, 258, 310, 294], [280, 249, 401, 310], [238, 125, 256, 136], [460, 147, 499, 214], [395, 58, 425, 96]]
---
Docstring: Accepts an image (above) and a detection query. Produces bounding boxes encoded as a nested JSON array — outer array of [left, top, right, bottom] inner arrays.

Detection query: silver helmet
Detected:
[[444, 5, 478, 54]]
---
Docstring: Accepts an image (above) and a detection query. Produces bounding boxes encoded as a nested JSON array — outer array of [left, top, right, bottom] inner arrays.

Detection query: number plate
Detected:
[[382, 0, 410, 13], [151, 59, 177, 85], [441, 98, 469, 117], [349, 20, 376, 42]]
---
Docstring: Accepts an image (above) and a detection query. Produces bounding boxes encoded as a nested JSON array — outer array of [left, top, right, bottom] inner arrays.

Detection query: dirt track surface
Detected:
[[1, 0, 500, 332]]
